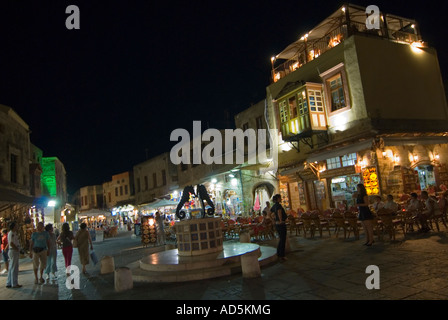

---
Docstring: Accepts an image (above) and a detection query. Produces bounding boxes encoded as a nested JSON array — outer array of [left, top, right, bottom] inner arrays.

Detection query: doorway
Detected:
[[416, 165, 436, 191]]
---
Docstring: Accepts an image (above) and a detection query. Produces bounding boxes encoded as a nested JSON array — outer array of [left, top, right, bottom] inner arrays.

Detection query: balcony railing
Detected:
[[271, 21, 422, 83]]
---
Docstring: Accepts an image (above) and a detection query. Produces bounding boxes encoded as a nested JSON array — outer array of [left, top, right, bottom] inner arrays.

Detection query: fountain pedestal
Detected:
[[176, 217, 223, 256]]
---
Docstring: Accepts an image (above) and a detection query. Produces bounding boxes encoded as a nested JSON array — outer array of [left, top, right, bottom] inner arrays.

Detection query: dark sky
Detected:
[[1, 0, 447, 196]]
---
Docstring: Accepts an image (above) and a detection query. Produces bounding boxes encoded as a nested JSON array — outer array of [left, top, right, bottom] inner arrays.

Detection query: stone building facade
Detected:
[[266, 4, 448, 212]]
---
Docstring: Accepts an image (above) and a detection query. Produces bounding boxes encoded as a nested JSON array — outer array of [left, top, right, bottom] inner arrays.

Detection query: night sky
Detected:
[[1, 0, 447, 197]]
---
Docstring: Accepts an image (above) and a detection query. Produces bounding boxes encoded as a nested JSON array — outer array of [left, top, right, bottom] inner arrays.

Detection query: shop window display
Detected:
[[330, 174, 361, 208], [416, 165, 436, 192]]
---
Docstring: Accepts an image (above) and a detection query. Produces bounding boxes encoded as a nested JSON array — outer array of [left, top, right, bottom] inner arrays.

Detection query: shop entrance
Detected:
[[416, 165, 436, 191], [253, 183, 274, 213], [329, 174, 361, 209], [313, 180, 326, 212]]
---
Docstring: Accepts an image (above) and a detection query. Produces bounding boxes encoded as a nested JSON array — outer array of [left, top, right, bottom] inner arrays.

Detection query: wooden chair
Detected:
[[227, 220, 239, 238], [310, 212, 331, 237], [262, 219, 276, 240], [287, 215, 303, 236], [378, 213, 397, 241], [401, 211, 418, 234], [220, 221, 230, 239], [377, 208, 404, 240], [428, 213, 448, 232], [344, 212, 360, 240], [301, 213, 315, 238], [331, 212, 348, 239]]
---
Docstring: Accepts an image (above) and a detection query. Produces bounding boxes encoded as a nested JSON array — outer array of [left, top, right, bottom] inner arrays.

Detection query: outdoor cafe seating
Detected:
[[218, 198, 448, 245]]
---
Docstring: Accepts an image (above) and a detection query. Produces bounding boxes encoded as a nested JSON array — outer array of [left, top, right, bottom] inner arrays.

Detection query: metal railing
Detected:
[[271, 21, 422, 83]]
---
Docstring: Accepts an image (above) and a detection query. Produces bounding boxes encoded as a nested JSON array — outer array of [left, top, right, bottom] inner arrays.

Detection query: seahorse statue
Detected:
[[175, 184, 215, 220], [175, 185, 195, 220], [196, 184, 215, 218]]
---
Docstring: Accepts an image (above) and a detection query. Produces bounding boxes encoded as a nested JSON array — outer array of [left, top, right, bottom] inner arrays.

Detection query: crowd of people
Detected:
[[369, 189, 447, 233], [252, 187, 448, 260], [0, 221, 94, 289]]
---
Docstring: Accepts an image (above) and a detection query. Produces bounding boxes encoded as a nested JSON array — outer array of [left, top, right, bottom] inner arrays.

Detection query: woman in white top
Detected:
[[372, 196, 385, 213], [384, 194, 400, 213]]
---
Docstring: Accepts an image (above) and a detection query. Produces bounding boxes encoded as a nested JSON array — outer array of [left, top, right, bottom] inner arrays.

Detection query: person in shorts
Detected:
[[29, 222, 50, 284]]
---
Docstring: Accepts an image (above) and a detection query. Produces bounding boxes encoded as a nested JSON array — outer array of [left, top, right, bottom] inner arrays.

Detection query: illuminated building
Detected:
[[41, 157, 67, 224], [266, 4, 448, 211], [102, 171, 135, 209]]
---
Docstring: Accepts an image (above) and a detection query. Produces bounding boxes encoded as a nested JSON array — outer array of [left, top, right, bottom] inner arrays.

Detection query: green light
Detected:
[[42, 157, 58, 197]]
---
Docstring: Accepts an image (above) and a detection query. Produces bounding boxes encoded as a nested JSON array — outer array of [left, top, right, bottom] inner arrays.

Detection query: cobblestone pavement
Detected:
[[0, 229, 447, 301]]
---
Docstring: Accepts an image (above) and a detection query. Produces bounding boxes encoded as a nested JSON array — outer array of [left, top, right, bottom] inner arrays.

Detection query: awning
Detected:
[[239, 162, 271, 171], [306, 139, 373, 163], [279, 166, 302, 177], [383, 136, 448, 146], [0, 186, 35, 205], [140, 199, 177, 211], [79, 209, 112, 217]]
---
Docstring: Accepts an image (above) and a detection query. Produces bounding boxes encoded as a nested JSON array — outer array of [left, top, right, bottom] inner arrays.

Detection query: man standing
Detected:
[[270, 194, 288, 261], [6, 222, 22, 288]]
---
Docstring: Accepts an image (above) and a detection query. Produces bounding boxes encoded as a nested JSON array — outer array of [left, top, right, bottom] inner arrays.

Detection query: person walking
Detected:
[[1, 228, 9, 274], [356, 184, 375, 246], [75, 223, 93, 274], [155, 211, 166, 246], [270, 194, 288, 261], [6, 222, 22, 288], [29, 222, 50, 284], [57, 222, 74, 276], [44, 224, 58, 282]]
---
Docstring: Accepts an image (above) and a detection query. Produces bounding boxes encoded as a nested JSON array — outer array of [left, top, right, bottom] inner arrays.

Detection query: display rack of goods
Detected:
[[141, 217, 157, 247], [25, 226, 34, 242], [362, 167, 380, 195], [402, 168, 419, 193]]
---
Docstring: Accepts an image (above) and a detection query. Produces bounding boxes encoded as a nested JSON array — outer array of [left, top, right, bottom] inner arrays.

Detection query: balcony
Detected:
[[276, 82, 329, 151], [271, 4, 423, 83]]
